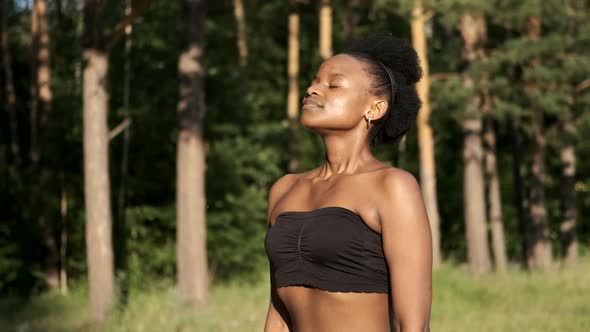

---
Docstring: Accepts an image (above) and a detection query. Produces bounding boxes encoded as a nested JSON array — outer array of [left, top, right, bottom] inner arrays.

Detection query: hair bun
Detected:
[[347, 33, 422, 85]]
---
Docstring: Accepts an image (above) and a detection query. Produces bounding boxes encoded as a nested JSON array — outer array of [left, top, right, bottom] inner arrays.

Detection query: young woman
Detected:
[[264, 34, 432, 332]]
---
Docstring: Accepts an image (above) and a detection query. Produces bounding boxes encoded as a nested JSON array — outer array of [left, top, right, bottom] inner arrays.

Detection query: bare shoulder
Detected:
[[375, 167, 427, 226], [266, 173, 300, 224], [379, 167, 422, 197], [268, 173, 300, 201]]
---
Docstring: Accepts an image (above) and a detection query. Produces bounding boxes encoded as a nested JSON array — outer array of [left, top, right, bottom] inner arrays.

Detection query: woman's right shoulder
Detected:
[[268, 173, 300, 198]]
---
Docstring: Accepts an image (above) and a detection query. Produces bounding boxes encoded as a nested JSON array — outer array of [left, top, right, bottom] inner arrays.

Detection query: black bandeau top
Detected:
[[264, 206, 389, 293]]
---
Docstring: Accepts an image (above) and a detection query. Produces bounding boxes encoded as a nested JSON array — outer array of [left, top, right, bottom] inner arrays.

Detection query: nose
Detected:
[[305, 81, 321, 98]]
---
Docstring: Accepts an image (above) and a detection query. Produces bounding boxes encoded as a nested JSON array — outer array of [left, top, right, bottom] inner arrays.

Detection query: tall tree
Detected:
[[509, 114, 529, 269], [483, 114, 507, 272], [83, 0, 115, 321], [35, 0, 52, 154], [559, 109, 577, 265], [1, 0, 19, 163], [411, 0, 441, 268], [460, 12, 491, 275], [176, 0, 208, 305], [32, 0, 60, 290], [232, 0, 248, 67], [525, 16, 552, 269], [478, 20, 507, 273], [287, 0, 301, 173], [343, 0, 361, 42], [30, 0, 39, 163], [319, 0, 332, 60]]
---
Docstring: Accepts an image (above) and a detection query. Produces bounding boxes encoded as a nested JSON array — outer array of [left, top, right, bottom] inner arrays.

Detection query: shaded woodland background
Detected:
[[0, 0, 589, 330]]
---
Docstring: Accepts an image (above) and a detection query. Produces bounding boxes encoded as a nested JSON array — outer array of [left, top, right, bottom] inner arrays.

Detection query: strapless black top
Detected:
[[264, 206, 389, 293]]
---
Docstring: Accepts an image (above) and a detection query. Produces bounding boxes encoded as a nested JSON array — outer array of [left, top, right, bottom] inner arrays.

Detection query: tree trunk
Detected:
[[232, 0, 247, 67], [287, 1, 300, 173], [83, 0, 115, 321], [30, 0, 39, 163], [1, 0, 20, 163], [467, 13, 507, 273], [509, 114, 529, 269], [60, 183, 69, 294], [319, 0, 332, 60], [559, 110, 577, 265], [462, 119, 492, 274], [460, 13, 491, 275], [176, 0, 208, 306], [411, 0, 441, 268], [343, 0, 361, 42], [32, 0, 60, 290], [483, 115, 507, 272], [526, 16, 552, 269], [35, 0, 53, 156]]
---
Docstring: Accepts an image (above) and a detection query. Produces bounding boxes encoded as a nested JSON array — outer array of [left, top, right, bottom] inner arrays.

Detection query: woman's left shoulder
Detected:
[[376, 166, 421, 194]]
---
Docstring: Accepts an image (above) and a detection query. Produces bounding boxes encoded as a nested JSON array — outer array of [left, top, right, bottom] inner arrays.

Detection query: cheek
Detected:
[[329, 91, 367, 118]]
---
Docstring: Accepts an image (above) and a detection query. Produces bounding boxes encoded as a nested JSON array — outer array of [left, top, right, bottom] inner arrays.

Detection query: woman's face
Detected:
[[300, 54, 382, 132]]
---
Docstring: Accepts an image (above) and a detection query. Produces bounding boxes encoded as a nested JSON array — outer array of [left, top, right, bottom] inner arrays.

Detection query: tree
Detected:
[[459, 13, 492, 275], [478, 20, 508, 273], [411, 0, 441, 268], [559, 109, 577, 265], [1, 0, 19, 163], [232, 0, 248, 67], [287, 0, 301, 173], [319, 0, 332, 60], [343, 0, 362, 42], [525, 16, 552, 269], [483, 114, 508, 272], [83, 0, 115, 321], [176, 0, 209, 305]]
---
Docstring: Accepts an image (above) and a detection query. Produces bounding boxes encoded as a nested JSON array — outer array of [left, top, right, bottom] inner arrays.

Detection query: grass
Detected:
[[2, 256, 590, 332]]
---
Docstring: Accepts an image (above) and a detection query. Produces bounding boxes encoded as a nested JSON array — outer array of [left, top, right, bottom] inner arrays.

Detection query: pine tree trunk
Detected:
[[232, 0, 248, 67], [526, 16, 552, 269], [462, 118, 491, 274], [1, 0, 20, 163], [83, 0, 115, 321], [483, 115, 507, 272], [411, 0, 441, 268], [33, 0, 60, 290], [319, 0, 332, 60], [176, 0, 208, 306], [60, 184, 69, 294], [509, 114, 529, 269], [460, 13, 491, 274], [343, 0, 361, 42], [559, 110, 577, 265], [30, 0, 39, 163], [287, 1, 300, 173], [35, 0, 52, 154]]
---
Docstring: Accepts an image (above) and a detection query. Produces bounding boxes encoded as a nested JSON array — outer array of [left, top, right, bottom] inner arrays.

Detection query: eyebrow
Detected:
[[313, 73, 346, 80]]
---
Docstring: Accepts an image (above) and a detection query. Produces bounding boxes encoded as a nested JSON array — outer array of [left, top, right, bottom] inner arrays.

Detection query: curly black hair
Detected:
[[343, 33, 423, 146]]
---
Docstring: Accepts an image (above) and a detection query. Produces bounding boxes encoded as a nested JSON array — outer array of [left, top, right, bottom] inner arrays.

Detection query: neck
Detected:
[[317, 130, 374, 178]]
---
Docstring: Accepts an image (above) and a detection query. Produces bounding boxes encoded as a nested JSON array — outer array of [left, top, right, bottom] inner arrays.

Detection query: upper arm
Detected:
[[379, 169, 432, 331]]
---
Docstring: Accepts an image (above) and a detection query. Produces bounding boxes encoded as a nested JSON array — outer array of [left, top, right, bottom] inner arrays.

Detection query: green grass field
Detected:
[[2, 256, 590, 332]]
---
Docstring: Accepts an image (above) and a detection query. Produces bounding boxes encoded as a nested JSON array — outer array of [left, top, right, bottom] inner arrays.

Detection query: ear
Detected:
[[364, 100, 388, 121]]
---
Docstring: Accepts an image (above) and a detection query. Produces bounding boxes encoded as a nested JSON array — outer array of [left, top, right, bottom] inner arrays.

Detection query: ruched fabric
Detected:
[[264, 206, 389, 293]]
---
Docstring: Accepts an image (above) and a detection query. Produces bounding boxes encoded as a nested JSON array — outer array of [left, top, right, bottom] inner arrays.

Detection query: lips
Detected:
[[302, 98, 323, 109]]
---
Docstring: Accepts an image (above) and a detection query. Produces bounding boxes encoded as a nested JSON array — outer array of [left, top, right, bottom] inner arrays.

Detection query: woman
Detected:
[[264, 34, 432, 332]]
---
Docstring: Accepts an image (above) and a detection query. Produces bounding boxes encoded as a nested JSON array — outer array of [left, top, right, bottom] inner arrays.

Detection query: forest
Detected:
[[0, 0, 589, 331]]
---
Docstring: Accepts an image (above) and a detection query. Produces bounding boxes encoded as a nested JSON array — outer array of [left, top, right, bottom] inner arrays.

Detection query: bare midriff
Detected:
[[277, 286, 391, 332]]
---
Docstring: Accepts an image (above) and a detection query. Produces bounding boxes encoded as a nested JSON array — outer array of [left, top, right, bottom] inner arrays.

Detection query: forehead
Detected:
[[316, 54, 368, 77]]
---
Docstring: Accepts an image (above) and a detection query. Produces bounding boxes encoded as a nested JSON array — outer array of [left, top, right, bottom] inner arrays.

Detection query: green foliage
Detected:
[[3, 256, 590, 331], [0, 0, 589, 298]]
